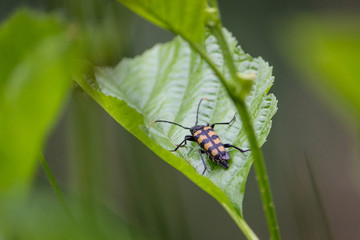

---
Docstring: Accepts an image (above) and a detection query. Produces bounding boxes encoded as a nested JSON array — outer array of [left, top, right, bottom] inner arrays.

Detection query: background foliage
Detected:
[[0, 0, 359, 239]]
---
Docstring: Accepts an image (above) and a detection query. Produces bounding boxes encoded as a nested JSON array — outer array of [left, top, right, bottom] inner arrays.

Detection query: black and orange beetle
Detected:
[[148, 97, 249, 175]]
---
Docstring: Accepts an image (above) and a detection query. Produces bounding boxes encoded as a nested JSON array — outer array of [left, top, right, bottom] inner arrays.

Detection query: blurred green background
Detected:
[[1, 0, 359, 239]]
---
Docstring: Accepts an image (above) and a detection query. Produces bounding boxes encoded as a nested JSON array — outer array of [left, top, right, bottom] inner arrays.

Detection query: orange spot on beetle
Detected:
[[197, 135, 207, 143], [211, 149, 219, 156], [208, 131, 216, 137], [218, 145, 225, 152], [204, 142, 213, 150], [194, 130, 202, 136]]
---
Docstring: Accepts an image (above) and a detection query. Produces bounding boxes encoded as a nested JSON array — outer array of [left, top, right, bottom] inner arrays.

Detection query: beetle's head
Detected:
[[190, 125, 205, 134], [219, 152, 230, 169], [219, 159, 229, 169]]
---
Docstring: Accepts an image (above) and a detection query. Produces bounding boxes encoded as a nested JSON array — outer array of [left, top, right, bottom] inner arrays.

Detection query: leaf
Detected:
[[117, 0, 207, 42], [76, 30, 276, 223], [281, 13, 360, 120], [1, 190, 148, 240], [0, 9, 83, 195]]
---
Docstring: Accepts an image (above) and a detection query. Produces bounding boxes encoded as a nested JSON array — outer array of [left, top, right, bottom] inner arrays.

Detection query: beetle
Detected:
[[148, 97, 249, 175]]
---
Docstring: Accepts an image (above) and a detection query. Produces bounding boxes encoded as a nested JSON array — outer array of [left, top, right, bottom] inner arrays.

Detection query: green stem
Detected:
[[39, 153, 73, 218], [235, 99, 280, 240], [215, 26, 280, 239], [187, 42, 227, 84], [211, 24, 238, 83], [176, 39, 259, 240], [189, 39, 280, 240], [228, 208, 259, 240], [208, 3, 280, 238], [187, 5, 281, 239]]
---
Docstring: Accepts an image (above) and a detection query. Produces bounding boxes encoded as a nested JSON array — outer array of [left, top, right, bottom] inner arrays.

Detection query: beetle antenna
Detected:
[[148, 120, 190, 129], [195, 97, 209, 126]]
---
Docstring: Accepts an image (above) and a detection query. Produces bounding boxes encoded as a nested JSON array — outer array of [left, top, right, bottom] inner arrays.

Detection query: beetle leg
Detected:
[[210, 113, 236, 129], [198, 149, 207, 175], [224, 143, 250, 153], [170, 135, 195, 152]]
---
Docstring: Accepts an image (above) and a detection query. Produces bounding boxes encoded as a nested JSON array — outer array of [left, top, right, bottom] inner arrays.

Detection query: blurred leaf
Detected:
[[117, 0, 207, 42], [282, 14, 360, 119], [76, 30, 277, 224], [0, 9, 83, 195], [1, 190, 146, 240], [54, 0, 127, 65]]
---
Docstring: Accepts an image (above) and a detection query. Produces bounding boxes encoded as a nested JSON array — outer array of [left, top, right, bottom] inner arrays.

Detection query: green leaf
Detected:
[[281, 13, 360, 119], [117, 0, 207, 42], [76, 30, 276, 227], [1, 191, 147, 240], [0, 9, 83, 195]]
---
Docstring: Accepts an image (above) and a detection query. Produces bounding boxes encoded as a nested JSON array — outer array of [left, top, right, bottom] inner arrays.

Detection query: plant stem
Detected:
[[210, 4, 281, 237], [229, 209, 259, 240], [187, 40, 258, 240], [235, 99, 280, 240], [211, 24, 239, 83], [187, 5, 281, 239], [189, 39, 280, 240], [39, 153, 73, 218]]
